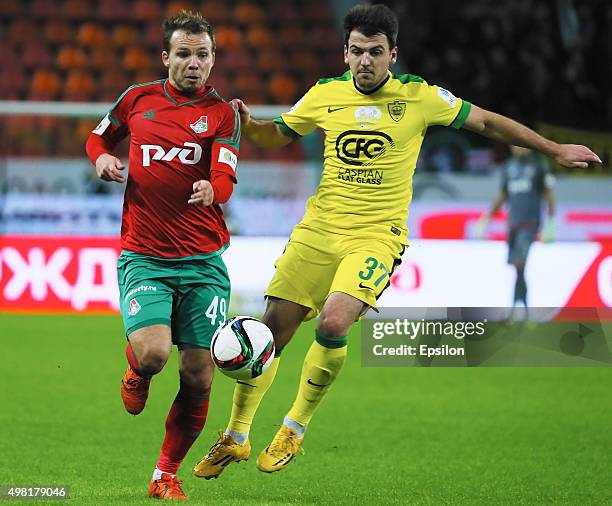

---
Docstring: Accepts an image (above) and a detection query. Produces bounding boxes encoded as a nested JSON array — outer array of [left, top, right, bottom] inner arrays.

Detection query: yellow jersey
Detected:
[[274, 70, 471, 244]]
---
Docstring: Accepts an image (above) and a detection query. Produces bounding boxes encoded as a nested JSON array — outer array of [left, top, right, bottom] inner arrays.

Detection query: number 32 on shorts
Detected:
[[358, 257, 389, 287]]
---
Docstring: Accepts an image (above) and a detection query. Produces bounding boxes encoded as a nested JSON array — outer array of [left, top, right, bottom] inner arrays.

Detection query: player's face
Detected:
[[344, 30, 397, 91], [162, 30, 215, 95]]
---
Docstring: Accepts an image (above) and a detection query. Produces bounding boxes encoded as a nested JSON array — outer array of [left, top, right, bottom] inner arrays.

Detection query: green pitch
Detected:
[[1, 314, 610, 505]]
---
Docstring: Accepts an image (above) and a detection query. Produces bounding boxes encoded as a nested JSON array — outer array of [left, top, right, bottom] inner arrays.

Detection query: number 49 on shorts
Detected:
[[205, 295, 227, 326]]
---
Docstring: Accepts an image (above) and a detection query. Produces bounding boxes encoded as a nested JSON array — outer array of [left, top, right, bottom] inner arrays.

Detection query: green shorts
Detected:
[[117, 249, 230, 349]]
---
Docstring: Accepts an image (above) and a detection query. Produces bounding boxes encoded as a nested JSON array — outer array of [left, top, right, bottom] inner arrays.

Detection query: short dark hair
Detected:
[[162, 10, 215, 52], [344, 3, 399, 50]]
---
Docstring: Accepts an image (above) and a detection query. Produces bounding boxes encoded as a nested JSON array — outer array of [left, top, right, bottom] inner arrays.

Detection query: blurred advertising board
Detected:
[[1, 237, 611, 314]]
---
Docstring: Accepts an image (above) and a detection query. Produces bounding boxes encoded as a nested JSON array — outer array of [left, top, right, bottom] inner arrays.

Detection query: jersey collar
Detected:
[[352, 71, 391, 96], [164, 79, 215, 106]]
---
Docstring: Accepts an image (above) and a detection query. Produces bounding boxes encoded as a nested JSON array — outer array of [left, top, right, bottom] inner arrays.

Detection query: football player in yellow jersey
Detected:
[[194, 4, 600, 478]]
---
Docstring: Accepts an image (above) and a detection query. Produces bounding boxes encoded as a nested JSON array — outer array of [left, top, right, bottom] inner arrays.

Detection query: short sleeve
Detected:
[[273, 85, 319, 139], [421, 84, 471, 129], [91, 86, 133, 143]]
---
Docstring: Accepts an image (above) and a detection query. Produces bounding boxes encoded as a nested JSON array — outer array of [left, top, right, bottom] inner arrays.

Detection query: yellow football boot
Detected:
[[256, 425, 304, 473], [193, 432, 251, 479]]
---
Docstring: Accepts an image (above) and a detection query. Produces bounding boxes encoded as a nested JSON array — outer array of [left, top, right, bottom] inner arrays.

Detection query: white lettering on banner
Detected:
[[141, 142, 202, 167], [597, 256, 612, 307], [2, 247, 72, 301], [71, 248, 120, 311]]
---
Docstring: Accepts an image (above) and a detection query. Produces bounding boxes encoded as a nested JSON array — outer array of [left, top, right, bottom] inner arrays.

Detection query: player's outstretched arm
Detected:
[[462, 105, 602, 169], [231, 99, 292, 148]]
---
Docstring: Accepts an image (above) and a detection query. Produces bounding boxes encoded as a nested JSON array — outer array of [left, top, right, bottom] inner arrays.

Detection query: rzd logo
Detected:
[[141, 142, 202, 167], [335, 130, 394, 166]]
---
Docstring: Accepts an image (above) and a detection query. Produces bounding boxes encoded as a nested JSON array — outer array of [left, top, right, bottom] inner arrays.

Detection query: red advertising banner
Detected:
[[1, 236, 611, 313]]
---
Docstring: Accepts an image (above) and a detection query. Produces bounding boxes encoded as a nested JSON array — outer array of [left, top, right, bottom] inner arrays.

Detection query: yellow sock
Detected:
[[287, 340, 347, 427], [227, 357, 280, 434]]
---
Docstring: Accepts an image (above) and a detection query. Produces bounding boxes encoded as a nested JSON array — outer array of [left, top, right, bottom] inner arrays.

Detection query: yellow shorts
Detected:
[[265, 224, 405, 320]]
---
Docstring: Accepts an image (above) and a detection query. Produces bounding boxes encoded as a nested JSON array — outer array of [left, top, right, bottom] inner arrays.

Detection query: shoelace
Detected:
[[159, 476, 184, 498], [269, 428, 303, 456], [124, 377, 141, 388], [205, 432, 233, 461]]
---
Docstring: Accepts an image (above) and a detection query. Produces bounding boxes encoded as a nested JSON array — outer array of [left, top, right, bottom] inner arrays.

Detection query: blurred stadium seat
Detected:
[[43, 20, 73, 46], [76, 23, 108, 48]]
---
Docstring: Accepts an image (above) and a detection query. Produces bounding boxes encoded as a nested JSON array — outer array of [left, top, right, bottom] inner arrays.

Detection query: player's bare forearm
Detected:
[[230, 98, 292, 148], [243, 119, 292, 148], [463, 105, 601, 169]]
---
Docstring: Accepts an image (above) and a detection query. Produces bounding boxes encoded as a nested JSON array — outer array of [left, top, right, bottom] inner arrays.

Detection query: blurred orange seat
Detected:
[[234, 2, 264, 24], [63, 0, 92, 19], [278, 25, 306, 47], [133, 69, 164, 84], [98, 0, 129, 20], [56, 45, 88, 70], [215, 25, 242, 50], [144, 22, 162, 49], [98, 69, 130, 100], [131, 0, 162, 22], [31, 0, 60, 18], [289, 49, 319, 73], [77, 23, 107, 48], [268, 73, 298, 104], [245, 25, 274, 48], [65, 70, 95, 100], [30, 69, 61, 100], [89, 46, 118, 71], [122, 46, 155, 72], [43, 20, 73, 46], [166, 1, 193, 17], [24, 44, 53, 68], [299, 0, 333, 22], [255, 48, 286, 73], [0, 0, 22, 16], [239, 91, 266, 104], [220, 49, 252, 72], [234, 73, 263, 95], [9, 20, 39, 46], [111, 25, 139, 48], [76, 118, 100, 144], [0, 68, 26, 99], [199, 1, 231, 24]]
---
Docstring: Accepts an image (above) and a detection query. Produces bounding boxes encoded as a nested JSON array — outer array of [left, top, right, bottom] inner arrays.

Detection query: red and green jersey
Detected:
[[92, 79, 240, 258]]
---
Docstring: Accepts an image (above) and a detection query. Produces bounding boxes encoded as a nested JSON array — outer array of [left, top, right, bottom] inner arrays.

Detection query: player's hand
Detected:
[[551, 144, 601, 169], [474, 212, 490, 239], [230, 98, 251, 125], [95, 153, 125, 183], [542, 219, 556, 243], [188, 180, 214, 207]]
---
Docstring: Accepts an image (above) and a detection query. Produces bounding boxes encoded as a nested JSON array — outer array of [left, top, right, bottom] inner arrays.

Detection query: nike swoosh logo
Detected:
[[358, 282, 374, 291], [307, 379, 327, 387], [327, 106, 348, 113]]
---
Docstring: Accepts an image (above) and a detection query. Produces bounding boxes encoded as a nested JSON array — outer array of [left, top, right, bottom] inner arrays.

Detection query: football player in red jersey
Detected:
[[85, 10, 240, 500]]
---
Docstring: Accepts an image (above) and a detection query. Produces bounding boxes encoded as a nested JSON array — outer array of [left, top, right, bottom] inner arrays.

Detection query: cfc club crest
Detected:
[[190, 116, 209, 134], [388, 101, 406, 122], [128, 298, 141, 316]]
